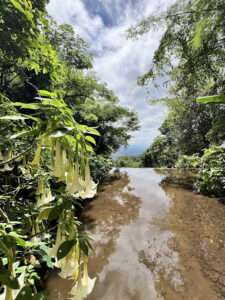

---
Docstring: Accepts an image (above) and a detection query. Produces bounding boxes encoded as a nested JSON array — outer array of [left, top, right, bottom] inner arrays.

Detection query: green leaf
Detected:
[[10, 130, 32, 140], [38, 207, 52, 220], [38, 90, 57, 99], [0, 115, 38, 122], [13, 102, 41, 110], [79, 239, 90, 256], [197, 95, 225, 104], [0, 240, 9, 255], [33, 293, 47, 300], [10, 0, 33, 22], [0, 115, 27, 121], [57, 239, 77, 260], [1, 235, 17, 249], [86, 144, 94, 152], [0, 267, 19, 289], [15, 286, 33, 300], [47, 204, 63, 221], [42, 254, 53, 268], [8, 232, 31, 248], [192, 19, 208, 50], [80, 126, 100, 136], [85, 136, 96, 145]]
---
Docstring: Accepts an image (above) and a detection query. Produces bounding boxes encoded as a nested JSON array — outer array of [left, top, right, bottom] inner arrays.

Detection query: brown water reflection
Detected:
[[82, 169, 178, 300], [82, 168, 225, 300]]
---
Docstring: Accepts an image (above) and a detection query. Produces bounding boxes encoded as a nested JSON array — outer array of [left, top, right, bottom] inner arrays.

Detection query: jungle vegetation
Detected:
[[0, 1, 138, 299], [113, 156, 142, 168], [130, 0, 225, 196]]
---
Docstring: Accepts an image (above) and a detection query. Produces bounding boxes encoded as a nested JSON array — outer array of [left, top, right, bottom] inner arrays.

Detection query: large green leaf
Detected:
[[80, 125, 100, 136], [79, 235, 93, 256], [13, 102, 41, 110], [57, 239, 77, 260], [0, 115, 27, 121], [0, 267, 19, 289], [85, 136, 96, 145], [197, 95, 225, 104], [0, 240, 9, 255], [15, 286, 46, 300], [0, 115, 39, 122], [38, 90, 57, 99], [8, 232, 31, 248], [15, 287, 33, 300]]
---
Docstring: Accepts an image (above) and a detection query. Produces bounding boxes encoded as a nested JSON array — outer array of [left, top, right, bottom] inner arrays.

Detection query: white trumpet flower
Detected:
[[31, 141, 42, 166], [70, 257, 96, 300], [58, 245, 80, 280], [52, 141, 64, 179], [66, 164, 83, 195], [36, 178, 53, 207], [0, 150, 3, 161], [48, 223, 65, 258], [79, 163, 97, 199]]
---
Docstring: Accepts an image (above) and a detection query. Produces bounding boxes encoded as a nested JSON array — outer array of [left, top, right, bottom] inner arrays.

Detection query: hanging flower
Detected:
[[58, 244, 80, 280], [70, 256, 96, 300], [52, 141, 64, 179], [66, 164, 83, 195], [79, 162, 97, 199], [48, 221, 65, 258], [31, 141, 42, 166], [36, 177, 53, 207]]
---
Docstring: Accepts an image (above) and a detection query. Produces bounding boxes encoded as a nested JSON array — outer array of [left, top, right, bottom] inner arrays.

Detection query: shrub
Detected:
[[90, 154, 113, 183], [142, 136, 178, 168], [113, 156, 142, 168], [196, 146, 225, 196], [176, 154, 201, 169]]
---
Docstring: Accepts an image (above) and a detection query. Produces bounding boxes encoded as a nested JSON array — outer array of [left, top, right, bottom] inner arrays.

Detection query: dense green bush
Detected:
[[114, 155, 142, 168], [90, 154, 113, 183], [196, 146, 225, 197], [176, 154, 201, 169], [142, 136, 178, 168]]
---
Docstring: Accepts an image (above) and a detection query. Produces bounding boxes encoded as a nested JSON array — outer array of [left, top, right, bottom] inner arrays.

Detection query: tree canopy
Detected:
[[133, 0, 225, 168]]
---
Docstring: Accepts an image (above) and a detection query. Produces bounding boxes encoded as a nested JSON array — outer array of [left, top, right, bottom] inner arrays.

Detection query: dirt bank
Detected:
[[159, 183, 225, 299]]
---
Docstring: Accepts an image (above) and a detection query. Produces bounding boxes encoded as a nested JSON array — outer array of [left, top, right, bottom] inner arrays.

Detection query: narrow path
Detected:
[[82, 168, 225, 300]]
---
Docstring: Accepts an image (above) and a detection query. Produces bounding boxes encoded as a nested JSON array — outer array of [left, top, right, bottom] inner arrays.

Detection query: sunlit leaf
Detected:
[[13, 102, 41, 110], [85, 136, 96, 145], [197, 95, 225, 104], [0, 115, 27, 121], [38, 90, 57, 99], [10, 130, 33, 140]]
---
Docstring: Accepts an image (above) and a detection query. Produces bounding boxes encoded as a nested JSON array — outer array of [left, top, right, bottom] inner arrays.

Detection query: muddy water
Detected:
[[82, 168, 225, 300]]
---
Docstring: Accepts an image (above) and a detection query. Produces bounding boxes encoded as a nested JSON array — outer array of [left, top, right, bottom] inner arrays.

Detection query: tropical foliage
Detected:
[[114, 156, 142, 168], [175, 154, 200, 169], [0, 1, 138, 299], [132, 0, 225, 195], [196, 146, 225, 197]]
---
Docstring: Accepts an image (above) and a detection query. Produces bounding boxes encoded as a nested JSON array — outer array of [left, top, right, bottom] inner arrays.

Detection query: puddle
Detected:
[[82, 168, 225, 300], [48, 168, 225, 300]]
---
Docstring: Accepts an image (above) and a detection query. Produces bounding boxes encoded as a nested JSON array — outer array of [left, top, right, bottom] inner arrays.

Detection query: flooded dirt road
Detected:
[[82, 168, 225, 300]]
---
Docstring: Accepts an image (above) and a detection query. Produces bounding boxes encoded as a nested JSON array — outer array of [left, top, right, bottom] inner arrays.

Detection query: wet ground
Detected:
[[81, 168, 225, 300]]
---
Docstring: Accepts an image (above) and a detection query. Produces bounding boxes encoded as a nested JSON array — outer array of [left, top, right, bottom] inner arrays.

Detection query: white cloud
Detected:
[[47, 0, 176, 155]]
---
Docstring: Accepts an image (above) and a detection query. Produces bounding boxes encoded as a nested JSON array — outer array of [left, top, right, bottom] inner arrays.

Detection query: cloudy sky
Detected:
[[47, 0, 176, 156]]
